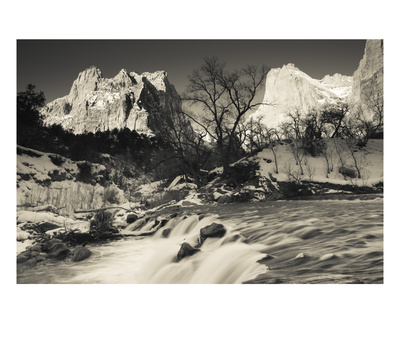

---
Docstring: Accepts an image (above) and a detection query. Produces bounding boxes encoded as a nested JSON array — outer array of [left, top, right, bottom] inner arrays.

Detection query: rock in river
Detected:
[[48, 243, 70, 260], [72, 246, 92, 262], [199, 223, 226, 245], [176, 242, 200, 262]]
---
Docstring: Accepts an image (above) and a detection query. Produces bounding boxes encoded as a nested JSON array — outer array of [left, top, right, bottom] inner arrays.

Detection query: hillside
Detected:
[[17, 145, 150, 216], [201, 138, 383, 203]]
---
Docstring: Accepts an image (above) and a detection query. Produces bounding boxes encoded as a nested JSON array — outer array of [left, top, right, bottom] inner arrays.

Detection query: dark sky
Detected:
[[17, 40, 366, 103]]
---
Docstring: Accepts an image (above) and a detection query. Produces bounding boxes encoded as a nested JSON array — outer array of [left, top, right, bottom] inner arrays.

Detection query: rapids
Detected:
[[17, 198, 383, 284]]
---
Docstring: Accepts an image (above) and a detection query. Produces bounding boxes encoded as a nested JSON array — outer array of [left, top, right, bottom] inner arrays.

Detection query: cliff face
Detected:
[[41, 66, 183, 135], [249, 63, 352, 128], [351, 39, 383, 119]]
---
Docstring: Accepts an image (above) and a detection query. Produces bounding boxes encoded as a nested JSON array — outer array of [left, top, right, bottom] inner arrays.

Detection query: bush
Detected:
[[227, 160, 260, 186], [339, 166, 357, 179], [76, 162, 93, 183], [103, 187, 119, 204], [90, 210, 117, 235], [49, 154, 65, 166]]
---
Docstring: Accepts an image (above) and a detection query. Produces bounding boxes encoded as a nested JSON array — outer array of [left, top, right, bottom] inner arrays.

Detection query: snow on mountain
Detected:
[[40, 66, 184, 135], [248, 63, 352, 128]]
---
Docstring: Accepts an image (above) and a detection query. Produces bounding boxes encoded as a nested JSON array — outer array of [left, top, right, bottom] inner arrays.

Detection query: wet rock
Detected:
[[319, 253, 336, 261], [155, 218, 169, 229], [72, 246, 92, 262], [176, 242, 200, 262], [199, 223, 226, 244], [126, 214, 138, 224], [294, 253, 306, 259], [42, 238, 63, 252], [17, 252, 30, 263], [217, 195, 233, 204], [34, 222, 60, 233], [48, 243, 70, 260], [30, 250, 41, 258], [29, 244, 44, 253], [222, 234, 243, 245], [25, 257, 38, 268], [257, 254, 276, 264], [162, 228, 171, 238], [35, 253, 47, 262], [198, 214, 205, 221]]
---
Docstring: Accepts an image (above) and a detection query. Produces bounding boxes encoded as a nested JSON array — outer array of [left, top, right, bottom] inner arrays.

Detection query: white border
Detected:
[[3, 1, 399, 342]]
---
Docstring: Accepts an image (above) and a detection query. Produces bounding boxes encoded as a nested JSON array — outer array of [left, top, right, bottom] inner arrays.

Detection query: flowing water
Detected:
[[17, 198, 383, 284]]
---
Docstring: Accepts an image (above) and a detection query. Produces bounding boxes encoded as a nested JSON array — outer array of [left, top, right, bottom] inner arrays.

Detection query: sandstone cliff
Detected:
[[41, 66, 183, 135], [351, 39, 383, 119], [249, 63, 352, 128]]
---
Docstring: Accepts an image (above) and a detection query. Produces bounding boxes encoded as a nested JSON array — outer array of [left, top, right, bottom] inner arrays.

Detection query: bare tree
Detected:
[[320, 102, 349, 138], [320, 139, 335, 178], [183, 57, 270, 175], [154, 110, 212, 185], [244, 117, 280, 173], [281, 109, 307, 175], [345, 87, 383, 146]]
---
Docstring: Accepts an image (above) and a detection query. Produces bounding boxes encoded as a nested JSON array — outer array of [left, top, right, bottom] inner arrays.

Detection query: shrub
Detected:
[[90, 210, 117, 235], [228, 160, 260, 186], [49, 154, 65, 166], [76, 162, 93, 183], [103, 187, 119, 204], [339, 166, 357, 179]]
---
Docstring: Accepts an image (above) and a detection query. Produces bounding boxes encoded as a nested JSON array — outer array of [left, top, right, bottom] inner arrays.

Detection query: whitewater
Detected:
[[17, 198, 383, 284]]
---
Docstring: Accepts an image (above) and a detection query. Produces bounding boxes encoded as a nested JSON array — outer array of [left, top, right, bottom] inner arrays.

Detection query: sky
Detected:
[[17, 39, 366, 103]]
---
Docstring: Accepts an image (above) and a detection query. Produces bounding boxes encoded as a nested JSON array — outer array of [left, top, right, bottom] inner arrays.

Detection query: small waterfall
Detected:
[[132, 214, 268, 284]]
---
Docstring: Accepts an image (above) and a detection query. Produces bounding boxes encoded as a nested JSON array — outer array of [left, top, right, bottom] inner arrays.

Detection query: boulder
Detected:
[[42, 238, 63, 252], [25, 257, 38, 268], [48, 243, 70, 260], [71, 246, 92, 262], [294, 253, 306, 259], [17, 252, 30, 263], [162, 228, 171, 238], [199, 223, 226, 245], [126, 214, 138, 224], [217, 195, 233, 204], [33, 222, 60, 233], [176, 242, 200, 262], [35, 253, 47, 262], [319, 253, 336, 261], [29, 244, 44, 253]]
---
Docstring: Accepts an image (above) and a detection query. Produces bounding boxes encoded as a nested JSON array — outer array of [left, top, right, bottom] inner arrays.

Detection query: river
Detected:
[[17, 198, 383, 284]]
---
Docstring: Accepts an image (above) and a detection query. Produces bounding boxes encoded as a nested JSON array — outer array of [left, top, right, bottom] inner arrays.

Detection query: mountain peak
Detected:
[[41, 66, 183, 135], [249, 64, 352, 128], [78, 66, 103, 79]]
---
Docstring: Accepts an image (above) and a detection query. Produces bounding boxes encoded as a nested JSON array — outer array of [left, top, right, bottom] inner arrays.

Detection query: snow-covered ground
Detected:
[[255, 139, 383, 187]]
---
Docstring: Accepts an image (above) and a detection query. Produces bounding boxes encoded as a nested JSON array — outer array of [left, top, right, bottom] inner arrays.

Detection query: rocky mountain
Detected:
[[351, 39, 383, 119], [248, 63, 352, 128], [40, 66, 183, 135]]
